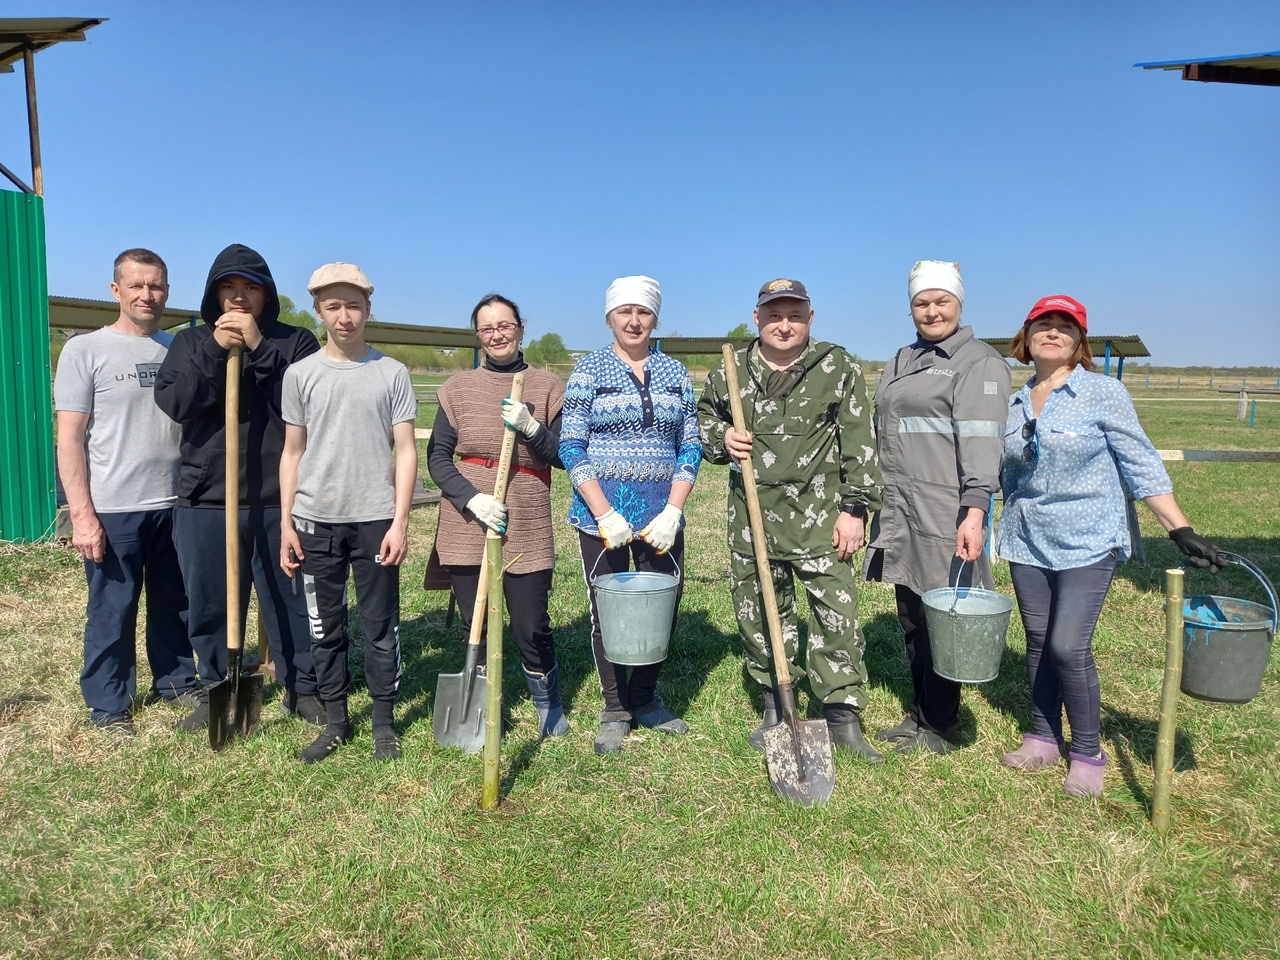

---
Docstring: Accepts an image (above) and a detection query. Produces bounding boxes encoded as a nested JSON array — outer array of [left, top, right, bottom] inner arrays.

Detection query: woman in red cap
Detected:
[[996, 295, 1223, 798]]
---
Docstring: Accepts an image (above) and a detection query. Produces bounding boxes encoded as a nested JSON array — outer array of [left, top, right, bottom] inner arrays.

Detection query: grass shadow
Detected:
[[1103, 705, 1198, 810]]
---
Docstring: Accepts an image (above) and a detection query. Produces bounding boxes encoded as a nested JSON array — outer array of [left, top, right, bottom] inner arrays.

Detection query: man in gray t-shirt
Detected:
[[53, 248, 195, 733], [279, 261, 417, 764]]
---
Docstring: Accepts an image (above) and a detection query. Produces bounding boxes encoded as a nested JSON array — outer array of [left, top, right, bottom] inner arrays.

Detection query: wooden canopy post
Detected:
[[22, 45, 41, 196]]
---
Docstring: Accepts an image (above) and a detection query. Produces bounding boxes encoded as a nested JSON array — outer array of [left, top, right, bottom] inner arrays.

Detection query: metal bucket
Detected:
[[592, 556, 679, 666], [922, 564, 1013, 684], [1180, 553, 1277, 704]]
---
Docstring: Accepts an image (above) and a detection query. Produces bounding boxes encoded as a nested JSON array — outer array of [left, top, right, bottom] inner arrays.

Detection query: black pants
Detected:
[[1009, 555, 1117, 757], [172, 504, 316, 694], [294, 518, 402, 708], [81, 509, 194, 721], [895, 584, 962, 733], [447, 566, 556, 675], [577, 529, 684, 721]]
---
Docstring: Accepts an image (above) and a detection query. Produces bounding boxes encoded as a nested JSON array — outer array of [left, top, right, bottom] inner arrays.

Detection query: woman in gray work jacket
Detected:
[[864, 261, 1011, 755]]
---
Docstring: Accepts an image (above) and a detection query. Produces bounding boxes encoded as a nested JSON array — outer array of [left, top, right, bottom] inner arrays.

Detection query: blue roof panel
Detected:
[[1135, 50, 1280, 70]]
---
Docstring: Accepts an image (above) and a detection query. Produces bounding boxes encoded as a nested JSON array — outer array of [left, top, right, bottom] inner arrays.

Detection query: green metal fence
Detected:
[[0, 189, 56, 543]]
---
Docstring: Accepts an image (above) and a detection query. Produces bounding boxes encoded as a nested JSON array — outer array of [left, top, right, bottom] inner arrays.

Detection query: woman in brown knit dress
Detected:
[[426, 293, 569, 737]]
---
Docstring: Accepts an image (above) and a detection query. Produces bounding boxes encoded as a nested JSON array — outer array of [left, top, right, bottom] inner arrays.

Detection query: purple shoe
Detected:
[[1000, 733, 1067, 771], [1063, 751, 1107, 798]]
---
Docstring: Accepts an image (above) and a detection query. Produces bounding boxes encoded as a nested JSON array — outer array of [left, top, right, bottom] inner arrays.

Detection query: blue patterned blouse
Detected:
[[560, 345, 702, 535], [996, 366, 1172, 570]]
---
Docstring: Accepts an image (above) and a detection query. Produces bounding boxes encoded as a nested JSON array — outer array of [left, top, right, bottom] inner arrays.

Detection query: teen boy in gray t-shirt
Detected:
[[54, 248, 194, 733], [279, 262, 417, 763]]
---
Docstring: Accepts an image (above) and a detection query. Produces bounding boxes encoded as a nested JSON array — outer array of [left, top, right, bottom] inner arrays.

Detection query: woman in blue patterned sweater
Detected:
[[560, 275, 702, 754]]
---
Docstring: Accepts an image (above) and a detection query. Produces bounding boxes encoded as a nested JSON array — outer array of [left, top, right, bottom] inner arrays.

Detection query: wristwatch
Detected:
[[838, 502, 868, 520]]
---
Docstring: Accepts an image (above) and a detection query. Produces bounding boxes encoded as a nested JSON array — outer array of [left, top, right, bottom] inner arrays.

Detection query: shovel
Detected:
[[721, 343, 835, 807], [433, 372, 525, 752], [209, 344, 264, 750]]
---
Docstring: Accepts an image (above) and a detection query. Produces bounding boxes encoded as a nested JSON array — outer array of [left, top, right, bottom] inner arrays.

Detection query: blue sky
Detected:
[[3, 1, 1278, 366]]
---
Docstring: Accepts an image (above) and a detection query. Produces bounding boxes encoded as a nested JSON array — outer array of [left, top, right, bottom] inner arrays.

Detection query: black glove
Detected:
[[1169, 526, 1225, 574]]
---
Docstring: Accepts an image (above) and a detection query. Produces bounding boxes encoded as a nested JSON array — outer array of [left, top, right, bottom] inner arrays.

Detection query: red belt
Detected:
[[459, 456, 551, 485]]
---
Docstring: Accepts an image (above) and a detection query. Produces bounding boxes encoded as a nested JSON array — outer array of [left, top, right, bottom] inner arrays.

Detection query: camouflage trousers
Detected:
[[729, 550, 869, 709]]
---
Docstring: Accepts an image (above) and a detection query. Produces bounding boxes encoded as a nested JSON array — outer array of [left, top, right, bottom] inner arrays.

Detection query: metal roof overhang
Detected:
[[0, 18, 104, 73], [1136, 50, 1280, 86], [48, 296, 480, 348], [49, 295, 199, 331], [981, 334, 1150, 359]]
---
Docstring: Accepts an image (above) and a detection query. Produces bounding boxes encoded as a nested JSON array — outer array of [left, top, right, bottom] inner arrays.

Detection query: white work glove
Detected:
[[638, 504, 683, 554], [501, 398, 540, 439], [466, 493, 508, 533], [596, 509, 634, 550]]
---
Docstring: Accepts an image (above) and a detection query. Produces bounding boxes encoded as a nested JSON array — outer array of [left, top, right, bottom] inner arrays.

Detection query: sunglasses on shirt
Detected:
[[1021, 419, 1039, 463]]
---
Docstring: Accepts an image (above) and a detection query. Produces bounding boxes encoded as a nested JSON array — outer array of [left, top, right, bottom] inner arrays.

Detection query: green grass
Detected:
[[2, 401, 1278, 958]]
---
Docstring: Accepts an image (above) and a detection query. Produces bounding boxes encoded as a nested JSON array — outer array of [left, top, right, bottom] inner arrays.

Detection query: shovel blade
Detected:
[[208, 672, 265, 752], [433, 670, 487, 753], [762, 718, 836, 807]]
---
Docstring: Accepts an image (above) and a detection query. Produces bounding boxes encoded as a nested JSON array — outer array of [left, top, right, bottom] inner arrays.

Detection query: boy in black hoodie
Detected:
[[154, 244, 324, 730]]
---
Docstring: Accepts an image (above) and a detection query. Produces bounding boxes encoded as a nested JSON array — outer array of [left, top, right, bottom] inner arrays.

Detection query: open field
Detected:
[[2, 395, 1279, 958]]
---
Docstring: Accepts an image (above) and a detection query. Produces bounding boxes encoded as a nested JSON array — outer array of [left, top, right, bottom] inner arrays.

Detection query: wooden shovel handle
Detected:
[[721, 344, 792, 687], [464, 371, 526, 649], [226, 346, 243, 655]]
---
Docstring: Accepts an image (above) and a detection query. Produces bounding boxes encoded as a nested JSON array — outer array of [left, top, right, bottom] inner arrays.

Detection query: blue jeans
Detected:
[[81, 509, 194, 722], [172, 504, 316, 694], [1009, 554, 1117, 756]]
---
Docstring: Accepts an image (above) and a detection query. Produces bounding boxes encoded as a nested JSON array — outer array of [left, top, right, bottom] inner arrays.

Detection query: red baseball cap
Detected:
[[1025, 294, 1087, 332]]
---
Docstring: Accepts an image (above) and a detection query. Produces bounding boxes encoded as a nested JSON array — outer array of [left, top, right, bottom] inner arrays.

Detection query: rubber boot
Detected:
[[747, 689, 780, 753], [594, 712, 631, 755], [523, 664, 570, 738], [893, 727, 958, 756], [1063, 750, 1107, 798], [1000, 733, 1067, 771], [874, 714, 918, 744], [824, 705, 884, 765], [633, 694, 688, 735]]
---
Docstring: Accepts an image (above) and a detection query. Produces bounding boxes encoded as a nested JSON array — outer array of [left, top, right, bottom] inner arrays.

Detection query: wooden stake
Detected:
[[480, 534, 504, 810], [1152, 567, 1185, 837]]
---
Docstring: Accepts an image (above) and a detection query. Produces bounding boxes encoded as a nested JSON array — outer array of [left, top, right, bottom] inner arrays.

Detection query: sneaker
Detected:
[[373, 726, 401, 762], [301, 724, 353, 764], [283, 690, 326, 727], [176, 690, 211, 733], [632, 696, 689, 735], [95, 712, 135, 738]]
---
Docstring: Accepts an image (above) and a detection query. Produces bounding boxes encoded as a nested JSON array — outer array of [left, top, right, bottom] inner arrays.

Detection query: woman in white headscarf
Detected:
[[559, 276, 703, 754], [864, 261, 1012, 754]]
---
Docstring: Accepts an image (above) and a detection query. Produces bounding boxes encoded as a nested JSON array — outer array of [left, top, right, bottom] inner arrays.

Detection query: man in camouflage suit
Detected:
[[698, 278, 885, 762]]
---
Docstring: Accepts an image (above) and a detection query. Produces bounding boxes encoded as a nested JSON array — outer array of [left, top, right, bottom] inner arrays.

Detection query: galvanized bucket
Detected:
[[1181, 552, 1277, 704], [592, 555, 680, 666], [922, 563, 1013, 684]]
